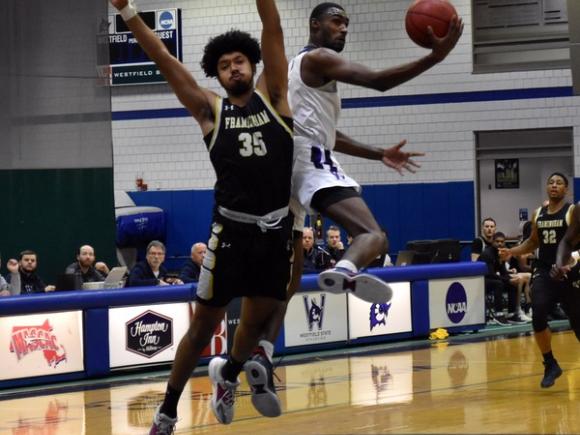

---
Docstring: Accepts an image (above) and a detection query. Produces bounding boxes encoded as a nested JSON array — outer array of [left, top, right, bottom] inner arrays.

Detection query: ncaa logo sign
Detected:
[[446, 282, 467, 324], [159, 11, 175, 30]]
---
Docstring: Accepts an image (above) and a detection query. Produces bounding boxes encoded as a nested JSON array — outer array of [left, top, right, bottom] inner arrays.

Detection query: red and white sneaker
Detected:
[[149, 405, 177, 435], [208, 357, 239, 425], [318, 267, 393, 303]]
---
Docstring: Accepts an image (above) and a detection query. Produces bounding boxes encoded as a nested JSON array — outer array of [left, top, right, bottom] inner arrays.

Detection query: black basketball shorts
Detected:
[[195, 214, 294, 307]]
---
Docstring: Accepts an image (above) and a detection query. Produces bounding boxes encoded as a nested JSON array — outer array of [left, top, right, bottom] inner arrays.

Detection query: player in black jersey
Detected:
[[109, 0, 294, 431], [501, 173, 575, 388]]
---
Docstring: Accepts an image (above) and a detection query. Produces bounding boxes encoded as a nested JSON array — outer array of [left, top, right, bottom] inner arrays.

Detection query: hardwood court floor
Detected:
[[0, 330, 578, 434]]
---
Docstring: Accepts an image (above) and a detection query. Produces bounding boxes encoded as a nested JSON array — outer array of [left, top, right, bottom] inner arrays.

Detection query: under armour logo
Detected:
[[224, 105, 235, 111], [220, 242, 232, 249]]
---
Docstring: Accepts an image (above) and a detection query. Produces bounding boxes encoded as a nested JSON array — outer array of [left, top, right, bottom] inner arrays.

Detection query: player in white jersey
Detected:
[[289, 2, 463, 299], [246, 2, 463, 415]]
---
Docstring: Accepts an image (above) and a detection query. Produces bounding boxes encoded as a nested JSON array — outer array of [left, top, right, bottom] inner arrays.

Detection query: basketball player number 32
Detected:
[[238, 132, 267, 157], [542, 229, 557, 244]]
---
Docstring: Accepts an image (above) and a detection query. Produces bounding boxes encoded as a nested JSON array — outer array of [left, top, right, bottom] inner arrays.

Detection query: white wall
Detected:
[[479, 157, 574, 238], [110, 0, 580, 197]]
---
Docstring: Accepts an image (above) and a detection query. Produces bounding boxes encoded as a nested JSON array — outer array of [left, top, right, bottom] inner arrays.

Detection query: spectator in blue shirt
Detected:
[[127, 241, 183, 287]]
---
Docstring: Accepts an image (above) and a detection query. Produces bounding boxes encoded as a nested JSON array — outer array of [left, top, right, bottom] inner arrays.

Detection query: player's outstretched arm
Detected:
[[110, 0, 215, 132], [500, 210, 540, 260], [334, 131, 423, 175], [302, 16, 463, 92], [255, 0, 291, 117]]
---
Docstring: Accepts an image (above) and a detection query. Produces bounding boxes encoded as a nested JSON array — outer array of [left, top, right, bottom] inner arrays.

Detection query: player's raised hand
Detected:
[[110, 0, 129, 11], [382, 140, 424, 175], [429, 15, 463, 62], [7, 259, 18, 274]]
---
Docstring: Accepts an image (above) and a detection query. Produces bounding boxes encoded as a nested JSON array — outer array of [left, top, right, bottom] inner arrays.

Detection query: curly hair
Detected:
[[201, 29, 261, 78]]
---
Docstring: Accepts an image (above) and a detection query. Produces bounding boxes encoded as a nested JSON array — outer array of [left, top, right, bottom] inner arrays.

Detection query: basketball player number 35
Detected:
[[238, 132, 267, 157]]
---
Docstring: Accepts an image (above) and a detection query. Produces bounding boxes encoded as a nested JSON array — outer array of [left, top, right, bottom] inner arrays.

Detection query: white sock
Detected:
[[258, 339, 274, 362], [335, 259, 357, 273]]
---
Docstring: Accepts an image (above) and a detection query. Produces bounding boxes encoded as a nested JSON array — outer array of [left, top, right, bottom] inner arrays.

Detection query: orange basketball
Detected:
[[405, 0, 457, 49]]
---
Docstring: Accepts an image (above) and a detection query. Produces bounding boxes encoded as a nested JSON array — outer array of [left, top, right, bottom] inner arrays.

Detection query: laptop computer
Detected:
[[81, 266, 128, 290], [103, 266, 128, 289], [395, 250, 415, 267]]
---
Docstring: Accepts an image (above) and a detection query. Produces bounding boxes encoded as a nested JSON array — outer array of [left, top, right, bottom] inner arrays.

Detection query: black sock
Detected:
[[159, 384, 182, 419], [542, 351, 555, 364], [221, 355, 245, 383]]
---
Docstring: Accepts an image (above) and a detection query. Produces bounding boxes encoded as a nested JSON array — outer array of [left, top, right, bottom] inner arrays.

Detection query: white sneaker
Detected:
[[519, 311, 533, 322], [317, 267, 393, 303], [208, 357, 239, 425], [149, 405, 177, 435]]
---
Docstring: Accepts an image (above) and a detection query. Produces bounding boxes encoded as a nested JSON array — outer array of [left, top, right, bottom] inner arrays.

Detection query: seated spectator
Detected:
[[303, 227, 332, 274], [0, 254, 10, 297], [507, 232, 533, 318], [478, 232, 524, 325], [179, 242, 206, 283], [127, 241, 183, 287], [64, 245, 107, 284], [325, 225, 345, 266], [471, 217, 496, 261], [6, 250, 55, 295]]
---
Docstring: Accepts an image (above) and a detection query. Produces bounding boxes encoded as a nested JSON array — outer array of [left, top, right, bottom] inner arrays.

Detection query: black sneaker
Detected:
[[540, 360, 563, 388], [506, 313, 528, 324], [244, 350, 281, 417], [551, 305, 568, 320]]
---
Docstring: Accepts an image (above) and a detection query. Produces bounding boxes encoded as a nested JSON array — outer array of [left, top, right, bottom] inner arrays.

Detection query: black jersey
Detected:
[[534, 202, 574, 269], [203, 91, 293, 217]]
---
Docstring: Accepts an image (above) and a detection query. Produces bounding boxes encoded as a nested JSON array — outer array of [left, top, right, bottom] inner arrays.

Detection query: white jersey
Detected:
[[288, 48, 360, 214]]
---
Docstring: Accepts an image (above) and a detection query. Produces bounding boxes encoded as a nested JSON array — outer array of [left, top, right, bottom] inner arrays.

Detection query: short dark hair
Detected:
[[548, 172, 568, 186], [19, 250, 36, 260], [481, 217, 496, 226], [310, 2, 345, 21], [493, 232, 506, 240], [201, 29, 261, 78]]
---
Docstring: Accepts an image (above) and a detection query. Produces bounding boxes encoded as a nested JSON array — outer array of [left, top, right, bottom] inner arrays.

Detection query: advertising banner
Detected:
[[428, 277, 485, 329], [0, 311, 84, 381], [109, 302, 227, 368], [348, 282, 412, 339], [284, 291, 348, 347], [108, 9, 182, 85], [109, 303, 190, 368]]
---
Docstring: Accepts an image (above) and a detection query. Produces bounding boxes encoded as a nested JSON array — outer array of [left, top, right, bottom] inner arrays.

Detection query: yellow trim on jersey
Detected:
[[207, 96, 223, 152], [532, 206, 542, 225], [566, 204, 575, 225], [254, 89, 293, 137]]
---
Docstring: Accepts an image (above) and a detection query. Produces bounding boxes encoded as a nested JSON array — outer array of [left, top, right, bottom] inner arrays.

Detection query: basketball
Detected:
[[405, 0, 457, 49]]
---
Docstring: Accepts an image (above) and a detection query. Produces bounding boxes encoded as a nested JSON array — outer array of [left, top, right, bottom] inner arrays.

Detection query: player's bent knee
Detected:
[[369, 230, 388, 254], [532, 317, 548, 333]]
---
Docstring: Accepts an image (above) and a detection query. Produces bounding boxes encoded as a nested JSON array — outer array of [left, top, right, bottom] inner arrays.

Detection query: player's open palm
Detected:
[[429, 15, 463, 62], [382, 140, 424, 175]]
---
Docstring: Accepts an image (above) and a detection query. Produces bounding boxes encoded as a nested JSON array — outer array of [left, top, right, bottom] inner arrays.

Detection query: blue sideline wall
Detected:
[[129, 181, 475, 261]]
